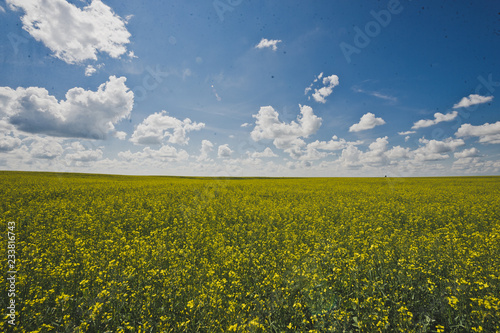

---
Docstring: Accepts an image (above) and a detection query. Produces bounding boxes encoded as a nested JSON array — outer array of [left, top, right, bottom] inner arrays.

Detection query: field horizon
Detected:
[[2, 170, 500, 180]]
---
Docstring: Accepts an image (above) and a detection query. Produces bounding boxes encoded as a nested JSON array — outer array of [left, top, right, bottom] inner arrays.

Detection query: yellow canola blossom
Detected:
[[0, 172, 499, 332]]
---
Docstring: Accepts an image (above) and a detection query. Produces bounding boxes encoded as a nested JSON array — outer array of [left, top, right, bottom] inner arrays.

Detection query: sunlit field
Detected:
[[1, 172, 499, 332]]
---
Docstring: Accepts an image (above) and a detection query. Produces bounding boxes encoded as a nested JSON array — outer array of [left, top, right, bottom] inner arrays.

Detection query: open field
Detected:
[[1, 172, 499, 332]]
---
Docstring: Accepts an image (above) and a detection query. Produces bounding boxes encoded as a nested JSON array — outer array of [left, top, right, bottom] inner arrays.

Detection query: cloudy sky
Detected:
[[0, 0, 499, 177]]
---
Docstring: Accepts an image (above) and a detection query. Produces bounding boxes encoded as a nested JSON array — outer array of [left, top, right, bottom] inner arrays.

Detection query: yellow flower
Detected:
[[447, 296, 459, 310]]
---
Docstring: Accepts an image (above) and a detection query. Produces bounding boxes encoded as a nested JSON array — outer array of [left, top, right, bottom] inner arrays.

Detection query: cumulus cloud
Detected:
[[0, 134, 21, 152], [336, 136, 463, 169], [29, 137, 64, 159], [241, 122, 252, 127], [455, 121, 500, 144], [251, 105, 321, 147], [349, 113, 386, 132], [0, 76, 133, 139], [130, 111, 205, 146], [305, 73, 340, 103], [251, 105, 321, 158], [453, 94, 493, 109], [412, 111, 458, 129], [7, 0, 131, 64], [251, 147, 277, 158], [452, 157, 500, 174], [84, 63, 103, 76], [65, 142, 103, 162], [338, 145, 363, 169], [454, 147, 480, 159], [255, 38, 281, 51], [413, 138, 465, 161], [85, 65, 97, 76], [307, 135, 362, 151], [385, 145, 411, 159], [118, 145, 189, 162], [335, 137, 395, 169], [198, 139, 214, 161], [350, 136, 392, 166], [218, 144, 233, 158], [113, 131, 127, 140], [304, 72, 323, 95]]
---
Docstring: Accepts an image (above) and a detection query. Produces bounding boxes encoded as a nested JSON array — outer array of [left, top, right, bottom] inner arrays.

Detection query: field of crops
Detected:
[[1, 172, 499, 332]]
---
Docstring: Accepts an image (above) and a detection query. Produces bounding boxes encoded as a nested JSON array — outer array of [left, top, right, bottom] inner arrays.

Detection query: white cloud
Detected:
[[454, 147, 480, 159], [7, 0, 131, 64], [452, 157, 500, 174], [455, 121, 500, 144], [0, 134, 21, 152], [337, 137, 398, 168], [304, 72, 322, 95], [338, 145, 363, 169], [241, 122, 252, 128], [0, 5, 6, 13], [0, 76, 133, 139], [85, 65, 97, 76], [251, 105, 322, 156], [413, 138, 465, 161], [306, 74, 340, 104], [65, 142, 103, 162], [349, 112, 386, 132], [251, 147, 277, 158], [113, 131, 127, 140], [385, 145, 410, 159], [130, 111, 204, 146], [255, 38, 281, 51], [361, 136, 390, 166], [307, 135, 362, 151], [29, 137, 64, 159], [198, 139, 214, 161], [84, 63, 103, 76], [336, 136, 463, 168], [218, 144, 233, 158], [412, 111, 458, 129], [398, 130, 415, 135], [453, 94, 493, 109], [118, 145, 189, 162]]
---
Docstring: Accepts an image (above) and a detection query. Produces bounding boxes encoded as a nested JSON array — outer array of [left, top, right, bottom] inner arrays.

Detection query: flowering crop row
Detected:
[[1, 172, 499, 332]]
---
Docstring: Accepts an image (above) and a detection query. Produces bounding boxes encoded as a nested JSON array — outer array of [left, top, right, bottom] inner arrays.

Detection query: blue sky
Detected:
[[0, 0, 499, 176]]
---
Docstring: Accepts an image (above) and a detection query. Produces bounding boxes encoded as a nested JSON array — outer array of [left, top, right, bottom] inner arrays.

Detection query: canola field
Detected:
[[1, 171, 499, 332]]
